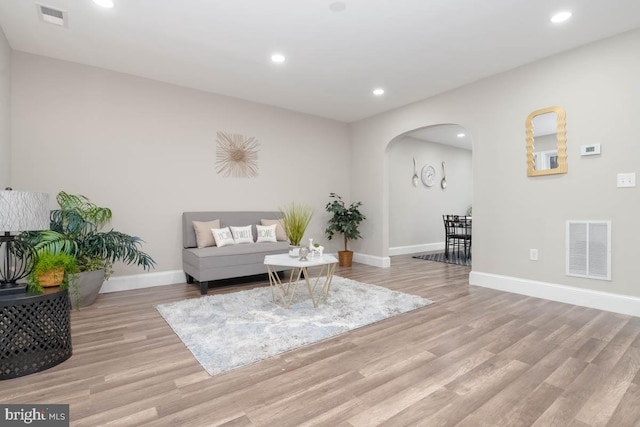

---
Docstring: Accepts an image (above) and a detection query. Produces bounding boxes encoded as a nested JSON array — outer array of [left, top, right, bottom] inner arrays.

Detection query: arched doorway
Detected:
[[386, 123, 472, 257]]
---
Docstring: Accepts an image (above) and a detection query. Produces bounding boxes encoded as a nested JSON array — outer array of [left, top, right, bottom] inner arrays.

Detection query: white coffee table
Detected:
[[264, 253, 338, 308]]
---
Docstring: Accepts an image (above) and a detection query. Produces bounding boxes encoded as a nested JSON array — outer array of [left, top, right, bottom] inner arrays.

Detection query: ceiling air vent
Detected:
[[37, 4, 68, 27]]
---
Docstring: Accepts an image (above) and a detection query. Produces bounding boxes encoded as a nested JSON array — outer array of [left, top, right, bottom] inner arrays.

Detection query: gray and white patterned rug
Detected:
[[156, 276, 433, 376]]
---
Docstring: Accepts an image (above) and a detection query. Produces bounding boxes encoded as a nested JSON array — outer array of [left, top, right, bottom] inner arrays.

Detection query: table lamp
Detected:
[[0, 188, 50, 294]]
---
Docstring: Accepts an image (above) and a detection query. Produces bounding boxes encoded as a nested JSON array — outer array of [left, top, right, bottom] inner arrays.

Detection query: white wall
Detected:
[[7, 28, 640, 314], [351, 29, 640, 300], [388, 135, 471, 252], [0, 27, 10, 188], [10, 52, 351, 277]]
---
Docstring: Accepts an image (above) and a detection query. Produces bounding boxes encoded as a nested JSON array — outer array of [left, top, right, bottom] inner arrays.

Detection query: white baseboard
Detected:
[[389, 242, 445, 256], [323, 252, 390, 268], [470, 271, 640, 317], [353, 252, 390, 268], [100, 270, 185, 293]]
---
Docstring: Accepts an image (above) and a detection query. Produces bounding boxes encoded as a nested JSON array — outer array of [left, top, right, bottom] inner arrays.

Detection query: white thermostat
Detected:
[[580, 144, 601, 156]]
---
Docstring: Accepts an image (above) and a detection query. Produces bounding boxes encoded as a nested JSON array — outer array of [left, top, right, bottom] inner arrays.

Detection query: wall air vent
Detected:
[[566, 220, 611, 280], [37, 4, 68, 27]]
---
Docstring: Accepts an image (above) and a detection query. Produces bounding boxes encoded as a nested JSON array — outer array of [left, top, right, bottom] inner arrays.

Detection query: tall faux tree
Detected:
[[325, 193, 366, 252]]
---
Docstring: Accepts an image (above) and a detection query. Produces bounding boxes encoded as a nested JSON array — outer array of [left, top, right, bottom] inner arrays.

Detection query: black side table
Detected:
[[0, 288, 72, 380]]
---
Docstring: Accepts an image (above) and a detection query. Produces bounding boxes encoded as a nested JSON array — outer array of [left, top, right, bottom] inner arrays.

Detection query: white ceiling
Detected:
[[1, 0, 640, 129], [406, 125, 472, 151]]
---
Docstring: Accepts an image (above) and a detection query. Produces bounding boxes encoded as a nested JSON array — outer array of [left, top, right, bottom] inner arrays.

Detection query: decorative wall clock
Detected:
[[421, 165, 436, 187], [215, 131, 260, 178]]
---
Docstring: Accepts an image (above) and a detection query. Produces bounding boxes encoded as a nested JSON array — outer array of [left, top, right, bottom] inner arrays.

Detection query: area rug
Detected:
[[413, 251, 471, 266], [156, 276, 433, 376]]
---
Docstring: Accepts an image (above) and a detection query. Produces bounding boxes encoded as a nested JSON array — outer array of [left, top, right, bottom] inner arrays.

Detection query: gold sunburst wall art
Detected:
[[215, 131, 260, 178]]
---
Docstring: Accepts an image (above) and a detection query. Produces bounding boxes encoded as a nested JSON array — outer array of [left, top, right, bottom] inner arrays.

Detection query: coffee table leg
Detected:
[[267, 265, 303, 308], [320, 262, 337, 298], [266, 265, 281, 304], [303, 262, 338, 308], [267, 261, 338, 308], [300, 267, 323, 307]]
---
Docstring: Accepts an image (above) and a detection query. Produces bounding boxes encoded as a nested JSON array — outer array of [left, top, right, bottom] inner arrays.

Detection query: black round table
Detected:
[[0, 288, 72, 380]]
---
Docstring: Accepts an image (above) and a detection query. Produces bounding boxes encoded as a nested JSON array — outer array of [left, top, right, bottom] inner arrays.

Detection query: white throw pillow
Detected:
[[212, 227, 236, 247], [192, 219, 220, 248], [260, 219, 287, 241], [230, 225, 254, 244], [256, 224, 277, 243]]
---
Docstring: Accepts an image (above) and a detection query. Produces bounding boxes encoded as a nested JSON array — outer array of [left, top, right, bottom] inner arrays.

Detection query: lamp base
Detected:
[[1, 235, 36, 295], [0, 282, 27, 295]]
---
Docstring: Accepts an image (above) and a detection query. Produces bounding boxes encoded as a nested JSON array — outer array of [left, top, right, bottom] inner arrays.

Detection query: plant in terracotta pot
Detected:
[[324, 192, 366, 267], [27, 251, 79, 295], [19, 191, 155, 307], [279, 202, 313, 257]]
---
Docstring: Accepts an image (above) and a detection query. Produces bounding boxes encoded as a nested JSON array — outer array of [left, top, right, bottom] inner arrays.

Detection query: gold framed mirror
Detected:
[[526, 106, 567, 177]]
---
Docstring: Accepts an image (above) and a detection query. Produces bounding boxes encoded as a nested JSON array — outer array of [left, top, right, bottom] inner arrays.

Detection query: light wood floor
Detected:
[[2, 255, 640, 426]]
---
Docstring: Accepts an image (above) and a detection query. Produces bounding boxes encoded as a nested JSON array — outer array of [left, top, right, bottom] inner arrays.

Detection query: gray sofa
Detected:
[[182, 211, 290, 294]]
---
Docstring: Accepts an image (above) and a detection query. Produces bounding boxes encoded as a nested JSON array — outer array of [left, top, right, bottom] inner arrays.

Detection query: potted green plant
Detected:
[[279, 202, 313, 257], [325, 192, 366, 267], [19, 191, 155, 307], [27, 251, 79, 294]]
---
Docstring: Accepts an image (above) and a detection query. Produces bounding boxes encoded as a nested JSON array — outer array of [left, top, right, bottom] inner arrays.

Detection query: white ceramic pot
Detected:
[[288, 246, 300, 257]]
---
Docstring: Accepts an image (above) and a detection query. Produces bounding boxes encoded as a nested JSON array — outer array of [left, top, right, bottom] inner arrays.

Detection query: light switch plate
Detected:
[[617, 172, 636, 188]]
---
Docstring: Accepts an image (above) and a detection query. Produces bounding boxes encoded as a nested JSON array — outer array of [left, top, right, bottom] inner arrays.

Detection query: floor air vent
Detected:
[[566, 220, 611, 280]]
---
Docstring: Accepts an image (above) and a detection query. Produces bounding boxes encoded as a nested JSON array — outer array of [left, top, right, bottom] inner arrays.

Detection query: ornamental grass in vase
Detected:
[[279, 202, 313, 257]]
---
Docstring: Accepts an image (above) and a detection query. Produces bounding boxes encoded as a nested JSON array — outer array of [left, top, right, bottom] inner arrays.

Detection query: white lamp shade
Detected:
[[0, 190, 50, 232]]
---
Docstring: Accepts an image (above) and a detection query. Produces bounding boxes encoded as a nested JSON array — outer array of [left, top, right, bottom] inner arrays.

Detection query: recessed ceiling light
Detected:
[[373, 88, 385, 96], [550, 11, 572, 23], [457, 133, 465, 138], [271, 54, 286, 64], [93, 0, 115, 8], [329, 1, 346, 12]]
